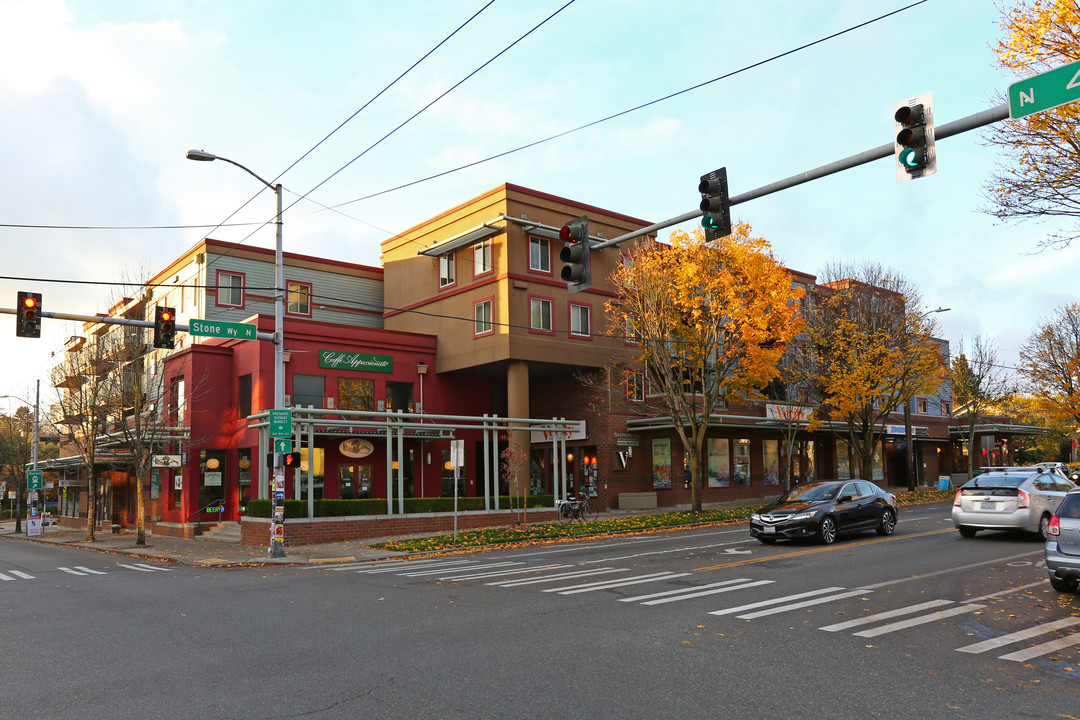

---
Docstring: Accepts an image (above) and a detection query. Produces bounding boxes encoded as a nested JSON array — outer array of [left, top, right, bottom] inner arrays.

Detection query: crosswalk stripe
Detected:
[[59, 567, 87, 576], [635, 578, 773, 604], [997, 630, 1080, 662], [73, 566, 107, 575], [956, 617, 1080, 654], [852, 603, 986, 638], [117, 563, 171, 573], [402, 561, 520, 577], [736, 589, 871, 620], [445, 564, 572, 581], [709, 586, 846, 617], [488, 567, 628, 587], [9, 570, 34, 580], [359, 559, 476, 574], [0, 572, 14, 581], [819, 599, 954, 632], [548, 572, 692, 595]]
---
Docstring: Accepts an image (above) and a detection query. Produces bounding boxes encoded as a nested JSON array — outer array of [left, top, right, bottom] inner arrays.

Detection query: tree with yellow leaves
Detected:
[[982, 0, 1080, 249], [806, 262, 946, 483], [607, 223, 803, 512], [1020, 301, 1080, 425]]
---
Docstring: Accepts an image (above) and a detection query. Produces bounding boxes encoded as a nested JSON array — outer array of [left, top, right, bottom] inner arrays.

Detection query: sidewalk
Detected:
[[0, 520, 408, 567]]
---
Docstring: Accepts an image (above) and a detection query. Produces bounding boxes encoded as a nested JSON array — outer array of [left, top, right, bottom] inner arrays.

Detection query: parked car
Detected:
[[1044, 487, 1080, 593], [952, 467, 1074, 539], [749, 480, 898, 545]]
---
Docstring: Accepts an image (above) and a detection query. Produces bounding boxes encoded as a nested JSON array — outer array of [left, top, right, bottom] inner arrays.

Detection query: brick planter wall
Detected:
[[239, 508, 561, 546]]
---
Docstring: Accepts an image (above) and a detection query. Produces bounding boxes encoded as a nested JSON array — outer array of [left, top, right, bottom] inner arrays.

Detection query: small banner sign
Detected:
[[318, 350, 393, 373]]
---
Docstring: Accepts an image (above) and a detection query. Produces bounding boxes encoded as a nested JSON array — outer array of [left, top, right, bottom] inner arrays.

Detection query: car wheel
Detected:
[[1049, 576, 1079, 593], [876, 508, 896, 536], [958, 526, 978, 538], [817, 516, 837, 545], [757, 536, 776, 544], [1038, 514, 1052, 541]]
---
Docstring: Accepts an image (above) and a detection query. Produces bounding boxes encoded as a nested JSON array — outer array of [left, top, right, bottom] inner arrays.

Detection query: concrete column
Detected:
[[507, 360, 531, 496]]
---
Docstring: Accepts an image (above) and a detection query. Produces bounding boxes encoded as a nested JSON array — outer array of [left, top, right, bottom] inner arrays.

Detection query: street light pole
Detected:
[[186, 149, 286, 557]]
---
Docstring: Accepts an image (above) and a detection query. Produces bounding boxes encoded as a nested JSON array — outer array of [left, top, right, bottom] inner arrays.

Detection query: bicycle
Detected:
[[557, 494, 599, 522]]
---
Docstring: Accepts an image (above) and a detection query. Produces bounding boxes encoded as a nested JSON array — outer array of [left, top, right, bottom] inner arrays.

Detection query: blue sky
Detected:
[[1, 0, 1075, 412]]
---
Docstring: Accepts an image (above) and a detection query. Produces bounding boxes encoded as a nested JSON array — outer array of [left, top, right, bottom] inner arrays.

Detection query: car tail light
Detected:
[[1017, 489, 1029, 509], [953, 490, 963, 507], [1047, 515, 1061, 536]]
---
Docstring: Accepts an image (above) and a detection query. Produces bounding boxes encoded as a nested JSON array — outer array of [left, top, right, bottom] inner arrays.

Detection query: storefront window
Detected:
[[238, 449, 252, 511], [442, 449, 464, 498], [872, 443, 884, 483], [734, 439, 751, 486], [293, 374, 325, 408], [339, 464, 372, 499], [386, 382, 414, 413], [338, 378, 374, 411], [763, 440, 780, 486], [200, 449, 226, 508], [298, 448, 325, 500], [708, 438, 730, 487], [837, 439, 851, 479]]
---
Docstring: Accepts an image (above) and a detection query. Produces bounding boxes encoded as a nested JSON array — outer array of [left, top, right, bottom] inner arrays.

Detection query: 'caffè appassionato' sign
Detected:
[[319, 350, 393, 373]]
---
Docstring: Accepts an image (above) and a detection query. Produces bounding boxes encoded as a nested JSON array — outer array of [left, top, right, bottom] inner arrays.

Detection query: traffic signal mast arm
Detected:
[[0, 306, 276, 341], [591, 102, 1009, 250]]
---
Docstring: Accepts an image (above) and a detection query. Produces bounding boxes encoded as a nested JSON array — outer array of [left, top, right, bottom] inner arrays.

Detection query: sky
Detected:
[[1, 0, 1076, 415]]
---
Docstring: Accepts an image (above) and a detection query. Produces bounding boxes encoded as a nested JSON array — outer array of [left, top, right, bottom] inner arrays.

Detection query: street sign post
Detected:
[[269, 409, 292, 438], [273, 438, 293, 454], [1008, 59, 1080, 119], [188, 318, 258, 341], [27, 470, 42, 490]]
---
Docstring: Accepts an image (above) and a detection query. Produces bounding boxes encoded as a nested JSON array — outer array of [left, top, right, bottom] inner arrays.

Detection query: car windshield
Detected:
[[782, 484, 838, 502]]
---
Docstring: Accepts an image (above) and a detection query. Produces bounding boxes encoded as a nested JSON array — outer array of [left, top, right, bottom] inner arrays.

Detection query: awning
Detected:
[[418, 221, 505, 257]]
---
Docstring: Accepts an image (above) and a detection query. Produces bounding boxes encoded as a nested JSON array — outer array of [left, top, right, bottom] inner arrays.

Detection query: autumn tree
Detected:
[[806, 262, 946, 482], [981, 0, 1080, 249], [0, 406, 36, 533], [1020, 301, 1080, 424], [606, 223, 804, 512], [767, 339, 819, 491], [952, 334, 1013, 476]]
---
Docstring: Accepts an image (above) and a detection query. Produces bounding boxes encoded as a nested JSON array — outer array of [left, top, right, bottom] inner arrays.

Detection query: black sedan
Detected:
[[749, 480, 898, 545]]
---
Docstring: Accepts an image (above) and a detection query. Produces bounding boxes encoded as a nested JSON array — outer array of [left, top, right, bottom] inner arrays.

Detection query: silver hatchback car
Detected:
[[1045, 488, 1080, 593], [952, 467, 1074, 539]]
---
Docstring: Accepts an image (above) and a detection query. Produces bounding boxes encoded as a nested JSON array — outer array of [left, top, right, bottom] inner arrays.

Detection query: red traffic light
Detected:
[[22, 296, 37, 309], [160, 310, 173, 322]]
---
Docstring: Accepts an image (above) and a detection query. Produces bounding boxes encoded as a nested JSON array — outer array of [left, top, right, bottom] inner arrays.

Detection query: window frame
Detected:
[[916, 398, 929, 414], [569, 302, 591, 339], [215, 270, 246, 309], [528, 234, 552, 275], [439, 252, 456, 289], [473, 239, 493, 279], [529, 295, 554, 335], [625, 370, 646, 403], [286, 280, 313, 317], [473, 297, 494, 337]]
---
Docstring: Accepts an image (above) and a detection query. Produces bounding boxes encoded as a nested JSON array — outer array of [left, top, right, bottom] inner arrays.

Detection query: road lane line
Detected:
[[819, 599, 953, 632], [957, 617, 1080, 654], [856, 551, 1042, 591], [852, 604, 986, 637], [708, 587, 845, 616]]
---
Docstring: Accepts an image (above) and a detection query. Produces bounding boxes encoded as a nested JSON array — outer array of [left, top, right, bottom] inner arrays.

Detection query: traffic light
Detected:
[[283, 451, 301, 468], [153, 305, 176, 349], [559, 216, 591, 293], [893, 92, 936, 182], [15, 291, 42, 338], [698, 167, 731, 241]]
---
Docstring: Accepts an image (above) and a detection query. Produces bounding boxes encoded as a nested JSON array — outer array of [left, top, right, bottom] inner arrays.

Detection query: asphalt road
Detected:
[[3, 502, 1078, 719]]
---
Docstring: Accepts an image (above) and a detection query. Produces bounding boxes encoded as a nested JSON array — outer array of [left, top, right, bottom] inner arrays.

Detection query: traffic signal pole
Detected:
[[591, 102, 1009, 250], [0, 307, 276, 341]]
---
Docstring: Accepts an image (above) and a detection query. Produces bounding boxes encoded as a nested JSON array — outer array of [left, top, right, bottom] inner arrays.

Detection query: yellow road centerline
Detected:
[[695, 527, 956, 572]]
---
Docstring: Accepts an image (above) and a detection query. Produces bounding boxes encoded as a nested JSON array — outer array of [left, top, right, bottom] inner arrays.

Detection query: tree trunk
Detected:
[[85, 471, 96, 542], [136, 468, 147, 546], [688, 444, 703, 513]]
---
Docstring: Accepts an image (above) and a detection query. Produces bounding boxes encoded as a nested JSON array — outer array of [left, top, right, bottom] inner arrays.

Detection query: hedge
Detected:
[[245, 495, 555, 519]]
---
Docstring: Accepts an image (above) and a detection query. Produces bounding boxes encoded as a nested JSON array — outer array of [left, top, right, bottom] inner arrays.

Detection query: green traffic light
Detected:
[[899, 147, 923, 168]]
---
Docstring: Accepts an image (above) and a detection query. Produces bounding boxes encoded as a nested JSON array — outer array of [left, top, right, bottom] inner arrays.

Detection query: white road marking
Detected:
[[633, 579, 775, 606], [708, 587, 846, 617], [548, 572, 692, 595], [852, 604, 986, 638], [819, 599, 953, 632], [957, 617, 1080, 654]]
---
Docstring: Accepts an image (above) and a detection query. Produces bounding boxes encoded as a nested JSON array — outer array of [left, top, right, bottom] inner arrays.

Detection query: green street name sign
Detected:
[[189, 318, 258, 341], [27, 470, 43, 490], [1008, 59, 1080, 119], [318, 350, 393, 373], [269, 409, 292, 439], [273, 438, 292, 454]]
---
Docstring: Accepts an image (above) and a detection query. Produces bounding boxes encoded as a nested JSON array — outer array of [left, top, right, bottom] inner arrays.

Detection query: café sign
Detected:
[[319, 350, 393, 373]]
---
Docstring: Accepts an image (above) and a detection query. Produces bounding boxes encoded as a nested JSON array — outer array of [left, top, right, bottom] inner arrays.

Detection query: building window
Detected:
[[474, 299, 493, 336], [293, 374, 325, 408], [386, 382, 414, 414], [529, 235, 551, 273], [216, 271, 244, 308], [734, 438, 751, 487], [338, 378, 374, 412], [626, 370, 645, 403], [570, 303, 591, 338], [173, 377, 186, 425], [287, 281, 312, 316], [942, 401, 952, 415], [916, 398, 928, 414], [439, 252, 456, 288], [473, 239, 492, 277], [237, 374, 252, 419], [530, 297, 553, 333], [625, 316, 642, 345]]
